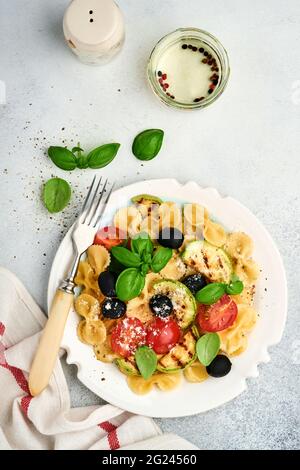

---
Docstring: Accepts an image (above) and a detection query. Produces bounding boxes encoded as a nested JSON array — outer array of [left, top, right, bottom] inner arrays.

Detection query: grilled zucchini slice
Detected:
[[153, 280, 197, 329], [157, 330, 197, 372], [182, 240, 232, 284], [131, 194, 162, 205], [115, 357, 140, 376]]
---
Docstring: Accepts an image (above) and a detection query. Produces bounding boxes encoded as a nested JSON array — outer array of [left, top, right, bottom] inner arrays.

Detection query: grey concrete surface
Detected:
[[0, 0, 299, 450]]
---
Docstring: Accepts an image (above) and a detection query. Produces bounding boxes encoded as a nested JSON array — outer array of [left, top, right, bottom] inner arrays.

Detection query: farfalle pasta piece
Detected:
[[126, 296, 153, 323], [235, 258, 260, 283], [93, 335, 119, 363], [74, 293, 100, 320], [204, 219, 227, 247], [127, 372, 181, 395], [232, 284, 255, 306], [77, 319, 106, 345], [184, 361, 209, 383], [159, 254, 186, 281], [218, 304, 257, 356], [87, 245, 110, 276], [225, 232, 253, 260], [126, 273, 161, 323], [114, 206, 142, 237], [159, 202, 182, 229], [75, 261, 102, 299], [75, 261, 95, 288]]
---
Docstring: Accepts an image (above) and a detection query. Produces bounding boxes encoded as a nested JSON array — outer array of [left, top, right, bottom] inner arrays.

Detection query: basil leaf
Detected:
[[111, 246, 141, 268], [131, 232, 153, 257], [87, 143, 120, 169], [195, 283, 226, 305], [142, 252, 152, 264], [43, 177, 71, 213], [196, 333, 220, 366], [48, 146, 77, 171], [132, 129, 164, 161], [151, 247, 173, 273], [135, 346, 157, 379], [109, 252, 126, 275], [140, 263, 149, 277], [226, 280, 244, 295], [116, 268, 145, 301], [76, 155, 89, 169], [71, 146, 84, 154]]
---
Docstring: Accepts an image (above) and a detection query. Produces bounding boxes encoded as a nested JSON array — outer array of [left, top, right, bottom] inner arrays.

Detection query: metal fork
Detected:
[[29, 176, 114, 396]]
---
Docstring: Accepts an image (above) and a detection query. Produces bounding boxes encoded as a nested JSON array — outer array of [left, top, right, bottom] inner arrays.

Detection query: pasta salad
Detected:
[[74, 194, 259, 395]]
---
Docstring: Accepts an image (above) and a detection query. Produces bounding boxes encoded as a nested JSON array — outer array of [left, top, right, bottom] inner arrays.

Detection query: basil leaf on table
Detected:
[[132, 129, 164, 161], [48, 146, 77, 171], [131, 232, 153, 257], [116, 268, 145, 301], [43, 177, 71, 213], [151, 247, 173, 273], [87, 143, 120, 169], [196, 333, 220, 367], [135, 346, 157, 379], [111, 246, 141, 268], [195, 283, 226, 305], [226, 280, 244, 295]]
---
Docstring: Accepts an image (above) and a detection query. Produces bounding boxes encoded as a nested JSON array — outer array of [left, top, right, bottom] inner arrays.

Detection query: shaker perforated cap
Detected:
[[63, 0, 124, 52]]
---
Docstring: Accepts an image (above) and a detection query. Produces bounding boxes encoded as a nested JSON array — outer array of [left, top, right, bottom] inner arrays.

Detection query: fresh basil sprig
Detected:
[[132, 129, 164, 161], [113, 233, 172, 301], [151, 247, 173, 273], [115, 268, 145, 301], [135, 346, 157, 379], [43, 177, 71, 213], [196, 333, 220, 366], [48, 142, 120, 171], [48, 147, 77, 171], [225, 274, 244, 295], [87, 143, 120, 169], [196, 277, 244, 305], [196, 283, 226, 305], [110, 246, 141, 268]]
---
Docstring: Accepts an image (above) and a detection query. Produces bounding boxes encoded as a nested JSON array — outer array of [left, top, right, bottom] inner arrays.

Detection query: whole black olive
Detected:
[[183, 274, 207, 294], [206, 355, 232, 377], [101, 298, 126, 319], [158, 227, 184, 249], [149, 294, 173, 318], [98, 271, 116, 297]]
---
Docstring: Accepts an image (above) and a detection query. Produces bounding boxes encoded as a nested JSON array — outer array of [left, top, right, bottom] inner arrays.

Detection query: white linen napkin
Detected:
[[0, 267, 197, 450]]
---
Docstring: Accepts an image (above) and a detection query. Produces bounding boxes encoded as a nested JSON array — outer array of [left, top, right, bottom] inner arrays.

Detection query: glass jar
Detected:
[[147, 28, 230, 110], [63, 0, 125, 65]]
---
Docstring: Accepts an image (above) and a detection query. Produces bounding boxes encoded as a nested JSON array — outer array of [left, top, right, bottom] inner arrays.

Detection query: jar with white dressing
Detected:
[[147, 28, 230, 110], [63, 0, 125, 65]]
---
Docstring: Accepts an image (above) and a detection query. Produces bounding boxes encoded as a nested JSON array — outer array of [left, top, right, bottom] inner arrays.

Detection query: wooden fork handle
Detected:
[[29, 289, 73, 396]]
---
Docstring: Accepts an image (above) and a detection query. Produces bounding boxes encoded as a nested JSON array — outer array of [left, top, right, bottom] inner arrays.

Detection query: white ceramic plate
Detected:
[[48, 179, 287, 417]]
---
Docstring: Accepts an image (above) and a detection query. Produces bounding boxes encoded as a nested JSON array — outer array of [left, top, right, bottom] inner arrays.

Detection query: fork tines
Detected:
[[81, 176, 114, 228]]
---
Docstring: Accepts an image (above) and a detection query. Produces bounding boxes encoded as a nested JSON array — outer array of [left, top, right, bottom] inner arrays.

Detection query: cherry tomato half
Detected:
[[111, 317, 147, 358], [94, 226, 126, 250], [146, 318, 181, 354], [197, 294, 238, 333]]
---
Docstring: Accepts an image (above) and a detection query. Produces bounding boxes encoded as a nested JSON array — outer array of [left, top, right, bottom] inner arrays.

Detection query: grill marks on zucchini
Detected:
[[182, 240, 232, 284], [158, 330, 197, 370]]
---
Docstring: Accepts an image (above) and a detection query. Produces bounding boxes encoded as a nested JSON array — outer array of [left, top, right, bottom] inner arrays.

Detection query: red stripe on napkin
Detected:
[[20, 395, 33, 416], [0, 322, 33, 416], [98, 421, 120, 450]]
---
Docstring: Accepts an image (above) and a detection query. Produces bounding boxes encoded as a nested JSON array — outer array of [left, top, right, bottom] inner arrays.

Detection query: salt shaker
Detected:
[[63, 0, 125, 65]]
